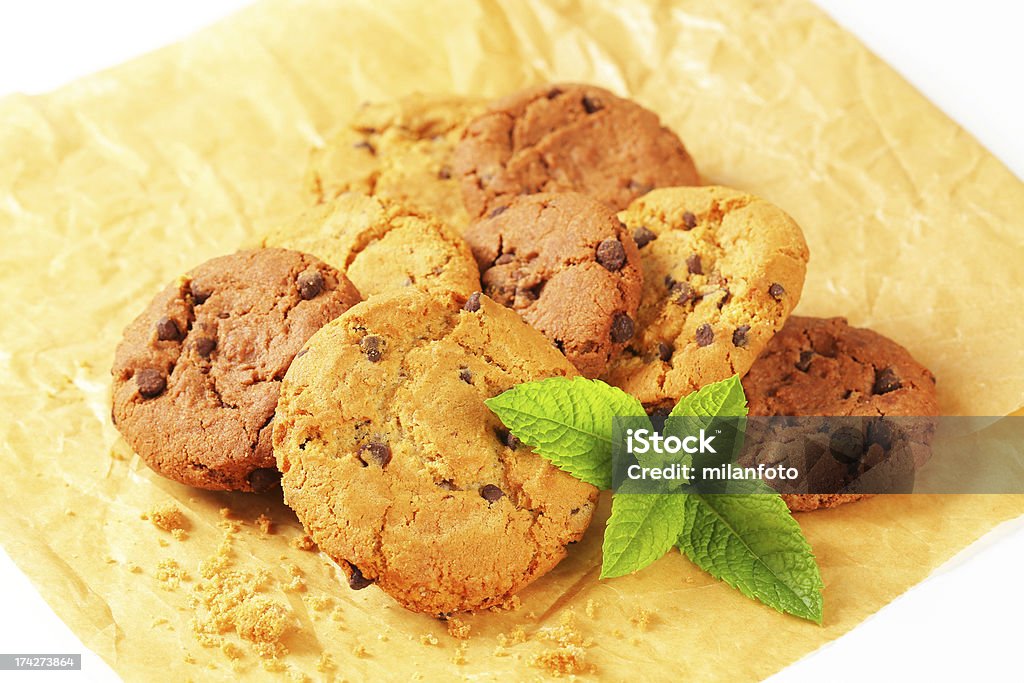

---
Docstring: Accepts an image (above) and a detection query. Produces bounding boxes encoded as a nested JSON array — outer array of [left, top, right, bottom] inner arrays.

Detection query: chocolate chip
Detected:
[[769, 283, 785, 300], [732, 325, 750, 348], [647, 406, 671, 418], [657, 342, 673, 361], [155, 316, 182, 342], [796, 350, 814, 372], [195, 336, 217, 357], [695, 323, 714, 347], [480, 484, 505, 502], [295, 348, 308, 359], [357, 441, 391, 467], [872, 367, 902, 395], [546, 87, 563, 99], [347, 563, 373, 590], [682, 211, 697, 230], [459, 367, 473, 384], [494, 253, 515, 265], [136, 368, 166, 398], [488, 205, 508, 219], [463, 292, 482, 312], [190, 281, 211, 304], [437, 165, 452, 180], [248, 467, 281, 493], [497, 429, 521, 450], [596, 238, 627, 271], [610, 313, 635, 343], [664, 274, 677, 290], [582, 95, 603, 113], [360, 335, 383, 362], [352, 140, 376, 155], [633, 226, 657, 248], [672, 282, 694, 305], [686, 254, 703, 275], [297, 270, 324, 300], [437, 479, 457, 491]]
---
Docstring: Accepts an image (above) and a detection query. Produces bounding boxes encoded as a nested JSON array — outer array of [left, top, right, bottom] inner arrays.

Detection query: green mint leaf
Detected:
[[600, 493, 687, 579], [485, 377, 648, 490], [677, 492, 824, 623], [669, 374, 747, 420]]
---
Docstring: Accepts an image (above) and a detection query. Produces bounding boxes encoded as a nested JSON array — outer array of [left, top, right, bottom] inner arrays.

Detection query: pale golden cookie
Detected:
[[306, 93, 485, 234], [273, 289, 597, 614], [604, 186, 809, 409], [260, 193, 480, 298]]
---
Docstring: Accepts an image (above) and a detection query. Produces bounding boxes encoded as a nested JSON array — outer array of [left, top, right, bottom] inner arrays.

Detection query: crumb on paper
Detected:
[[303, 595, 334, 613], [497, 625, 527, 647], [222, 642, 244, 661], [282, 563, 306, 593], [352, 644, 368, 658], [256, 513, 273, 535], [156, 559, 188, 590], [419, 633, 439, 646], [630, 607, 655, 630], [219, 507, 233, 519], [143, 503, 190, 536], [172, 528, 187, 541], [529, 610, 596, 676], [290, 534, 318, 552], [585, 599, 597, 619], [488, 594, 521, 613], [446, 616, 471, 640], [493, 644, 509, 658], [451, 642, 468, 665], [316, 653, 336, 673], [152, 617, 169, 627], [262, 657, 287, 673]]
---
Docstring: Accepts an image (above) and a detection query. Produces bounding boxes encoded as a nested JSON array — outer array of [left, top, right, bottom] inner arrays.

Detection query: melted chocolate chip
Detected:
[[437, 479, 457, 491], [480, 484, 505, 502], [546, 87, 563, 99], [732, 325, 750, 348], [347, 563, 373, 590], [463, 292, 482, 312], [248, 467, 281, 493], [437, 165, 452, 180], [596, 238, 627, 271], [686, 254, 703, 275], [796, 350, 814, 372], [695, 323, 714, 347], [494, 253, 515, 265], [682, 211, 697, 230], [297, 270, 325, 300], [657, 342, 673, 362], [136, 368, 166, 398], [610, 313, 635, 343], [459, 367, 473, 384], [768, 283, 785, 300], [582, 95, 603, 113], [360, 335, 383, 362], [190, 281, 212, 304], [873, 367, 902, 395], [664, 274, 677, 290], [195, 336, 217, 357], [633, 226, 657, 248], [488, 205, 509, 219], [357, 441, 391, 468], [352, 140, 376, 155], [155, 316, 182, 342], [496, 428, 521, 450], [672, 281, 694, 305]]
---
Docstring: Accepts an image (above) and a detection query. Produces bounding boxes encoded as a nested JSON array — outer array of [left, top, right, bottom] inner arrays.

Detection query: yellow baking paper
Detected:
[[1, 0, 1023, 680]]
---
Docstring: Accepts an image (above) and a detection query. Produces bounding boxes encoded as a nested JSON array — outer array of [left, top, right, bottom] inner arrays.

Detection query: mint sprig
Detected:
[[486, 375, 825, 623]]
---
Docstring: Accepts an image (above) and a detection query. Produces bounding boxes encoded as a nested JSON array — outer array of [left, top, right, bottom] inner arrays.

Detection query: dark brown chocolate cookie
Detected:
[[453, 83, 700, 218], [742, 316, 939, 511], [463, 192, 643, 377], [111, 249, 361, 491]]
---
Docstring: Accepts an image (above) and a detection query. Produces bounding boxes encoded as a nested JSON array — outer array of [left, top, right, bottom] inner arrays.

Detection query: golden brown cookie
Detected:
[[306, 93, 485, 234], [111, 249, 361, 492], [453, 83, 700, 218], [463, 192, 643, 378], [273, 289, 597, 614], [742, 315, 939, 512], [260, 193, 480, 298], [604, 186, 809, 409]]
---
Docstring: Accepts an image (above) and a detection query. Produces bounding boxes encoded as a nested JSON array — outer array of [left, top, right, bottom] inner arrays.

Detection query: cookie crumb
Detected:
[[143, 503, 189, 535], [316, 653, 336, 673], [530, 610, 596, 676], [451, 642, 469, 665], [497, 625, 527, 647], [352, 644, 369, 658], [303, 595, 334, 613], [156, 559, 188, 590], [171, 528, 187, 542], [281, 564, 306, 593], [219, 507, 233, 519], [630, 607, 655, 630], [255, 513, 273, 535], [290, 534, 318, 552], [489, 595, 522, 613], [585, 599, 598, 619], [222, 642, 244, 661], [446, 616, 471, 640], [419, 633, 439, 646]]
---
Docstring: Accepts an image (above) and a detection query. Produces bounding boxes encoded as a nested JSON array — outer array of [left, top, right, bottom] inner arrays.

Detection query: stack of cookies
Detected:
[[111, 83, 938, 615]]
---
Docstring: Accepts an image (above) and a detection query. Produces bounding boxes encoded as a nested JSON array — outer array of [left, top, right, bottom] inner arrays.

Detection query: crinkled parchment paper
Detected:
[[1, 0, 1023, 680]]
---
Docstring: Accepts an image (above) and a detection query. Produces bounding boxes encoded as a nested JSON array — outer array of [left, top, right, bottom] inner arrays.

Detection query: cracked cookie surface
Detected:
[[111, 249, 361, 491], [260, 193, 480, 298], [742, 316, 939, 511], [273, 289, 597, 614], [306, 93, 484, 234], [604, 186, 809, 409], [463, 192, 643, 378], [453, 83, 700, 218]]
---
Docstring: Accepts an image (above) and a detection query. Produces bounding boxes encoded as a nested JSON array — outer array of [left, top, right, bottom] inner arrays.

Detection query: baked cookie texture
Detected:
[[273, 289, 598, 614], [111, 249, 361, 492], [453, 83, 700, 218], [306, 93, 484, 234], [260, 193, 480, 298], [742, 315, 939, 512], [463, 192, 643, 378], [604, 186, 809, 409]]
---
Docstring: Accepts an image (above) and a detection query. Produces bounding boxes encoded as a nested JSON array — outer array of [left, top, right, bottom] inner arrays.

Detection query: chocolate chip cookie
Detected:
[[463, 192, 643, 378], [111, 249, 361, 492], [453, 83, 700, 218], [742, 316, 939, 512], [260, 193, 480, 298], [273, 289, 597, 614], [604, 186, 809, 409], [306, 93, 484, 234]]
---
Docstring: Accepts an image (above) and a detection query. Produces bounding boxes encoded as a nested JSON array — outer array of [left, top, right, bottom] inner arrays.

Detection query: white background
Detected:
[[1, 2, 1022, 681]]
